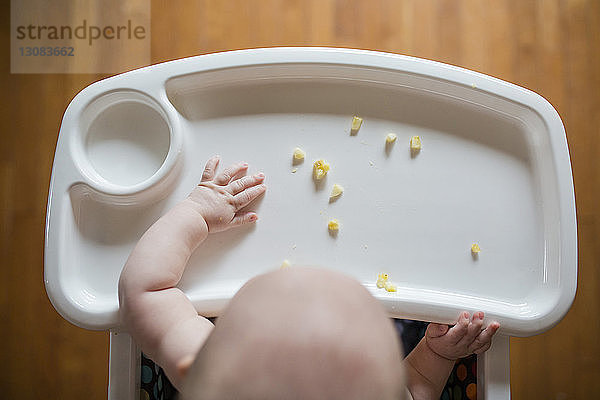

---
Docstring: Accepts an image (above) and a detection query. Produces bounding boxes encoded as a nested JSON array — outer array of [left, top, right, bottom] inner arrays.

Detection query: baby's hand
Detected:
[[425, 312, 500, 361], [187, 156, 266, 233]]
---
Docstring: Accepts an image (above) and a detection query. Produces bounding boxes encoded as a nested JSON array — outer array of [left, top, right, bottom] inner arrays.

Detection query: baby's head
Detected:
[[181, 267, 405, 400]]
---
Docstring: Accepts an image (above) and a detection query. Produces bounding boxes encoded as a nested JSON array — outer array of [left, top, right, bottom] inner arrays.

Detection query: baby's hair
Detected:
[[181, 268, 405, 400]]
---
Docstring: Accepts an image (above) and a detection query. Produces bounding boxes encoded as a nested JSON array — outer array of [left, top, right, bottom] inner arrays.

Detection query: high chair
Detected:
[[45, 48, 577, 399]]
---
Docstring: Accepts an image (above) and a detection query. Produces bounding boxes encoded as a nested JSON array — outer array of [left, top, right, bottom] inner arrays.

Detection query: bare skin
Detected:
[[118, 156, 500, 399], [119, 156, 266, 388], [405, 313, 499, 399], [182, 267, 406, 400]]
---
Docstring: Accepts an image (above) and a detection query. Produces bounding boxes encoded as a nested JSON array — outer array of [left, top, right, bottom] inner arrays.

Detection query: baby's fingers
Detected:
[[228, 173, 265, 195], [470, 322, 500, 354], [444, 312, 471, 343], [233, 184, 266, 209], [426, 323, 449, 339], [201, 156, 220, 182], [459, 312, 485, 345], [230, 211, 258, 227], [214, 162, 248, 185]]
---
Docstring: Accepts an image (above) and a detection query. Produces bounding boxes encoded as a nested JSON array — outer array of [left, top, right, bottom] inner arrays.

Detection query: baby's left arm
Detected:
[[118, 156, 266, 389], [404, 312, 500, 400]]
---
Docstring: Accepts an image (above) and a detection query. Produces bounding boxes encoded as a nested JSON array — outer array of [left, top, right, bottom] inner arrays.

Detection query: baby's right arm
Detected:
[[118, 156, 266, 389]]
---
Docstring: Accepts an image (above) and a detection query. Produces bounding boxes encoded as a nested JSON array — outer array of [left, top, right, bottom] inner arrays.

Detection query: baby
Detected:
[[119, 156, 500, 400]]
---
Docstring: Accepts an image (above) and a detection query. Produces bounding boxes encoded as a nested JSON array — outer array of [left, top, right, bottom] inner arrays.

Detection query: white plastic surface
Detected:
[[478, 335, 511, 399], [45, 48, 576, 336], [108, 331, 139, 400]]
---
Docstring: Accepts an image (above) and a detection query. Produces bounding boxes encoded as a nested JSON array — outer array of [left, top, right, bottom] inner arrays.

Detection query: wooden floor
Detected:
[[1, 0, 599, 398]]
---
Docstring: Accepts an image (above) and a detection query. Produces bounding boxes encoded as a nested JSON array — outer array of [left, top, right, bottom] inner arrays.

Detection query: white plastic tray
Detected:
[[45, 48, 576, 337]]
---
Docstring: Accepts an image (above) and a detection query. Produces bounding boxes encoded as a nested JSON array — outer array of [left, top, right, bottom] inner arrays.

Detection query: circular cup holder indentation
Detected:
[[85, 100, 170, 187]]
